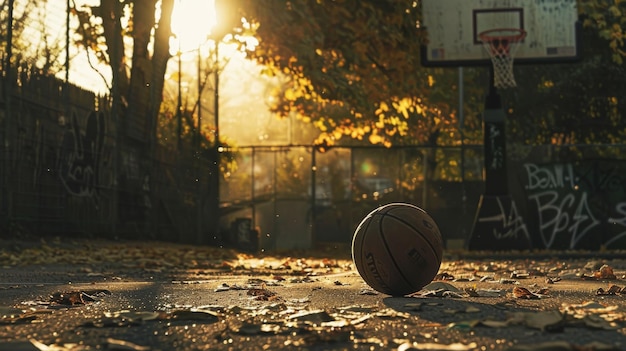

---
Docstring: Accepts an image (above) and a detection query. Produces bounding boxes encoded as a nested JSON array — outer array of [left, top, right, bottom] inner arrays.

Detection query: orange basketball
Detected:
[[352, 203, 444, 296]]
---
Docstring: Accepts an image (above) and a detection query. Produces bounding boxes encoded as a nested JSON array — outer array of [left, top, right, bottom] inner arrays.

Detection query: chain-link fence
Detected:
[[3, 67, 626, 250], [219, 145, 485, 250]]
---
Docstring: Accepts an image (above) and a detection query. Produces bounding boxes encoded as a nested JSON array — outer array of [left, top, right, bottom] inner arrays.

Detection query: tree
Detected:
[[72, 0, 180, 235], [579, 0, 626, 64], [504, 5, 626, 148], [222, 0, 485, 152], [74, 0, 174, 144], [1, 0, 66, 73]]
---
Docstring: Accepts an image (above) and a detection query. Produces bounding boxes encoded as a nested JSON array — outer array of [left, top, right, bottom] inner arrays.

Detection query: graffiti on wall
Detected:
[[476, 196, 529, 242], [486, 123, 505, 171], [58, 110, 106, 208], [521, 161, 626, 249], [468, 195, 532, 251]]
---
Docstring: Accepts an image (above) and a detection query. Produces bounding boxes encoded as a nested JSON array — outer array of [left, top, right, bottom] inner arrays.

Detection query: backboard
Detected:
[[421, 0, 580, 67]]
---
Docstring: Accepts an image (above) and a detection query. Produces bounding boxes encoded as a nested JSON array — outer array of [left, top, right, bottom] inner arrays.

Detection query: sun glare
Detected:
[[171, 0, 217, 52]]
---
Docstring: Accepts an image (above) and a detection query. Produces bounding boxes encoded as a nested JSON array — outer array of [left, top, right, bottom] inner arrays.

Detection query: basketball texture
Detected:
[[352, 203, 443, 296]]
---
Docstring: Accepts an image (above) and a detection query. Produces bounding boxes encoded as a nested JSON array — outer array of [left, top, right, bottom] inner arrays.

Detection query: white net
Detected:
[[480, 29, 526, 89]]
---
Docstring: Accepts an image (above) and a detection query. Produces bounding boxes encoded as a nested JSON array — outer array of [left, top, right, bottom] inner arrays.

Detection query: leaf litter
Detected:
[[2, 240, 626, 350]]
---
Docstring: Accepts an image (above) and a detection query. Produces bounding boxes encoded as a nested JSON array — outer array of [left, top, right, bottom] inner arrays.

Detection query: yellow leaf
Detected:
[[285, 89, 295, 100], [375, 116, 385, 129], [428, 75, 435, 87], [375, 102, 389, 115], [369, 134, 383, 144]]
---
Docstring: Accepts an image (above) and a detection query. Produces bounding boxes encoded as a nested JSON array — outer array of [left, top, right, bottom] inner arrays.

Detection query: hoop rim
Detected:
[[479, 28, 527, 43]]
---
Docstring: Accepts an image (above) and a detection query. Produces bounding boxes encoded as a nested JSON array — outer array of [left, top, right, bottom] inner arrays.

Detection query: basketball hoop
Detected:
[[479, 28, 527, 89]]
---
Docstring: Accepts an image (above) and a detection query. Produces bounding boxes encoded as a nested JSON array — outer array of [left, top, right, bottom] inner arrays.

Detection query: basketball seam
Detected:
[[378, 213, 417, 294], [386, 213, 442, 262]]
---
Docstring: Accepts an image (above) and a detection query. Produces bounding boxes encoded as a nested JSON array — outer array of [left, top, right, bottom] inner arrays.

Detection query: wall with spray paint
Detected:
[[470, 145, 626, 251], [3, 69, 115, 236], [518, 160, 626, 249]]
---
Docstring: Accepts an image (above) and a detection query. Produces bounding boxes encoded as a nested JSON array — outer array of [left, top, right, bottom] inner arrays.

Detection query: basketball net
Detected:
[[479, 29, 527, 89]]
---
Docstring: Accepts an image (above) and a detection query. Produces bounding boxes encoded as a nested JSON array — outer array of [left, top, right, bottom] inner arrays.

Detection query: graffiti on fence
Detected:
[[522, 161, 626, 249], [58, 110, 106, 207]]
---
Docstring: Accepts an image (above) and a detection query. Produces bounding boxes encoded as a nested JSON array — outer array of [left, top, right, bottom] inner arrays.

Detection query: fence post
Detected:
[[422, 148, 428, 207], [2, 0, 15, 225], [310, 147, 317, 246]]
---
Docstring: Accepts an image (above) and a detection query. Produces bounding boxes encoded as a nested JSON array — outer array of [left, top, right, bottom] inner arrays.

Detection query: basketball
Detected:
[[352, 203, 444, 296]]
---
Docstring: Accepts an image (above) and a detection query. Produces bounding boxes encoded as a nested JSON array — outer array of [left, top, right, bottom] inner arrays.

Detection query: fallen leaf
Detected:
[[562, 301, 618, 315], [596, 285, 622, 296], [420, 282, 462, 293], [447, 319, 481, 330], [480, 319, 510, 328], [545, 277, 561, 284], [433, 272, 455, 281], [49, 291, 85, 305], [49, 289, 111, 306], [593, 265, 617, 280], [247, 287, 279, 301], [171, 309, 219, 322], [581, 314, 619, 330], [510, 271, 530, 279], [214, 283, 231, 292], [509, 310, 564, 332], [106, 338, 150, 351], [398, 341, 478, 350], [104, 311, 164, 322], [287, 309, 334, 324], [533, 287, 550, 296], [513, 286, 540, 299], [465, 288, 506, 297], [359, 288, 378, 295]]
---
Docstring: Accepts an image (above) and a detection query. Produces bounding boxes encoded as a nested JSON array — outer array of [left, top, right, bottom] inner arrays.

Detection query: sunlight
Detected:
[[171, 0, 217, 52]]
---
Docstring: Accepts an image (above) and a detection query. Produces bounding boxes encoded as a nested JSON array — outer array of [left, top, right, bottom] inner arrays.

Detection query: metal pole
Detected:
[[3, 0, 15, 221], [66, 0, 70, 84], [177, 49, 182, 150], [213, 40, 220, 236], [310, 148, 316, 246], [196, 46, 202, 243], [111, 0, 121, 235], [197, 48, 202, 149], [214, 42, 220, 150], [459, 67, 467, 236], [422, 149, 428, 207], [251, 147, 256, 232]]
